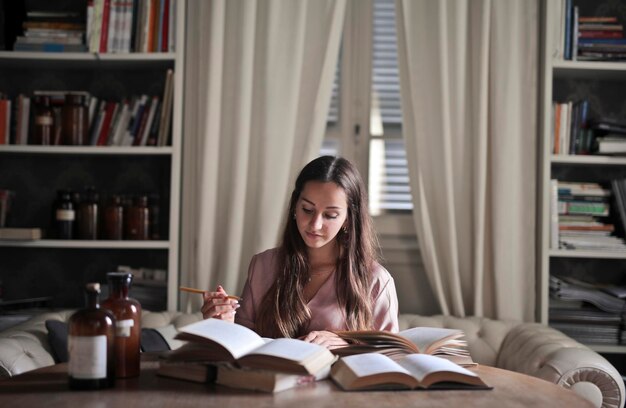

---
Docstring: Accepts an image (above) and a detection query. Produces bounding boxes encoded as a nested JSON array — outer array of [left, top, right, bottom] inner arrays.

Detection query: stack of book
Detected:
[[157, 319, 337, 393], [551, 99, 592, 155], [550, 181, 626, 251], [591, 118, 626, 155], [550, 275, 626, 345], [556, 0, 625, 61], [14, 10, 87, 53]]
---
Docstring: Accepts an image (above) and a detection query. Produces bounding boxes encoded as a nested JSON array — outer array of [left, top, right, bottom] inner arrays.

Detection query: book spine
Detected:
[[564, 0, 572, 60]]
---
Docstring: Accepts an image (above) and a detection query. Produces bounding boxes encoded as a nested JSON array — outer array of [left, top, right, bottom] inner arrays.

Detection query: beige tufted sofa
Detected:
[[0, 311, 623, 408]]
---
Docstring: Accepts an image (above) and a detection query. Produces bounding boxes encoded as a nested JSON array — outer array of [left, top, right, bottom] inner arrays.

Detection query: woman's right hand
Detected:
[[201, 285, 240, 322]]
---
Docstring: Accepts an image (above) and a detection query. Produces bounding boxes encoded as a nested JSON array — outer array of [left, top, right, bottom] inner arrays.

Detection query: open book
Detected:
[[216, 364, 330, 393], [333, 327, 473, 366], [171, 318, 336, 376], [331, 353, 490, 391]]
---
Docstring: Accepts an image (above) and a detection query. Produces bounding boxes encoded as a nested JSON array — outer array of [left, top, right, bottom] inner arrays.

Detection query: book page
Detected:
[[399, 327, 464, 354], [246, 338, 326, 362], [339, 353, 410, 377], [397, 354, 478, 383], [176, 319, 266, 359]]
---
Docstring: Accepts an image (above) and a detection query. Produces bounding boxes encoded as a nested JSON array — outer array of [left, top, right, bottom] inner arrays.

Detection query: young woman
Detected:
[[201, 156, 399, 348]]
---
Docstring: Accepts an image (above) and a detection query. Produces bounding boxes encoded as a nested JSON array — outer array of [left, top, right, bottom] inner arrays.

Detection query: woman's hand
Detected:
[[201, 285, 240, 322], [301, 330, 348, 350]]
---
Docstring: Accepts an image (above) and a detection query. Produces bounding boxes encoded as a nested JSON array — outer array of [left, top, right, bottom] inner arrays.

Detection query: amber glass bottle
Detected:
[[101, 272, 141, 378], [77, 187, 99, 239], [32, 95, 53, 145], [103, 194, 124, 240], [68, 283, 116, 390], [125, 195, 150, 240]]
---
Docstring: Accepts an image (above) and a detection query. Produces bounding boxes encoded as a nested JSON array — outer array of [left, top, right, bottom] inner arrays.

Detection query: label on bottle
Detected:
[[36, 116, 53, 125], [115, 319, 134, 337], [56, 209, 75, 221], [68, 335, 107, 379]]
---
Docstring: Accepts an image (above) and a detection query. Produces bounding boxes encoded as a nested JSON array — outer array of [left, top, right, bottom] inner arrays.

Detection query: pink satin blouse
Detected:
[[235, 248, 399, 335]]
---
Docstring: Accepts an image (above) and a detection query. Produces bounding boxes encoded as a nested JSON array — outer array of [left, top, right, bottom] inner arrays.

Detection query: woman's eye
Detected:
[[325, 214, 338, 220], [302, 207, 313, 214]]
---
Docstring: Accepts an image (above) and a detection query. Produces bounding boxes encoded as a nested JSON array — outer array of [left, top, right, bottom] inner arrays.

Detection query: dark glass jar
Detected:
[[32, 95, 54, 145], [68, 282, 116, 390], [53, 189, 75, 239], [61, 93, 88, 145], [101, 272, 141, 378], [103, 194, 124, 240], [77, 187, 99, 240], [125, 195, 149, 240]]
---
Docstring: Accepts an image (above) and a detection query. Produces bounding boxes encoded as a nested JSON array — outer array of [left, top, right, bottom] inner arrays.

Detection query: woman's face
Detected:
[[295, 181, 348, 250]]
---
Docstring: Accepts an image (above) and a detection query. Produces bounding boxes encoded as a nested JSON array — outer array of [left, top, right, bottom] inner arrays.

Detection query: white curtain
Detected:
[[395, 0, 538, 321], [180, 0, 346, 311]]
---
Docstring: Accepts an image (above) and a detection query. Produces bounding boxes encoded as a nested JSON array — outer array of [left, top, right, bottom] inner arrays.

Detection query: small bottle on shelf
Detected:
[[101, 272, 141, 378], [32, 95, 54, 145], [61, 93, 88, 145], [77, 187, 99, 240], [103, 194, 124, 240], [125, 195, 150, 240], [68, 282, 116, 390], [53, 189, 75, 239]]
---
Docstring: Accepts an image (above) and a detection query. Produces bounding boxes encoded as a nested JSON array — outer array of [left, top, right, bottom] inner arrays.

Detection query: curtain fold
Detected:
[[180, 0, 346, 311], [396, 0, 538, 321]]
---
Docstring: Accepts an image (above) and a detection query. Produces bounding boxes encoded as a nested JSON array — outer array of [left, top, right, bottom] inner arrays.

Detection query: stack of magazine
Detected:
[[550, 275, 626, 345]]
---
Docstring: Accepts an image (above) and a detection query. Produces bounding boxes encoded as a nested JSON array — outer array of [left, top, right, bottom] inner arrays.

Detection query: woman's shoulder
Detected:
[[248, 247, 281, 276], [370, 261, 393, 282]]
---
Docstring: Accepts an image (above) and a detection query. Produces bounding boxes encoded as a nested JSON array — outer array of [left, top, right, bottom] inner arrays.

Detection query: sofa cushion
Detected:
[[45, 321, 68, 363]]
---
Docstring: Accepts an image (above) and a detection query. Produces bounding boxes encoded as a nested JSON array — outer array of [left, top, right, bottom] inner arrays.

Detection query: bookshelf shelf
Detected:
[[553, 59, 626, 79], [0, 146, 173, 155], [539, 0, 626, 357], [551, 155, 626, 166], [0, 0, 186, 311], [0, 240, 170, 249], [549, 249, 626, 259]]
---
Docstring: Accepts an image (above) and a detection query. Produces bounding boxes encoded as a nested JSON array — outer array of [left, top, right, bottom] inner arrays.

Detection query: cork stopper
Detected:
[[86, 282, 101, 293]]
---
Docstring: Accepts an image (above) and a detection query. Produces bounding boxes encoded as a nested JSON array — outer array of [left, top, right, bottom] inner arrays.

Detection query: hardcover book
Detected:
[[171, 318, 336, 376], [330, 353, 490, 391], [333, 326, 473, 366], [216, 364, 330, 393]]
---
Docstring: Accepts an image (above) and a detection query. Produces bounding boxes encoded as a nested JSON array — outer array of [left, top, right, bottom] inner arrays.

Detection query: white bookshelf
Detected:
[[0, 1, 186, 311], [538, 1, 626, 352]]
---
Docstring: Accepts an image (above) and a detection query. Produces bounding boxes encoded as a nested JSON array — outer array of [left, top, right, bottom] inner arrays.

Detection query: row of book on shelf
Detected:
[[550, 275, 626, 346], [551, 99, 626, 155], [155, 318, 491, 393], [550, 180, 626, 252], [14, 0, 175, 53], [555, 0, 626, 61], [0, 69, 173, 147]]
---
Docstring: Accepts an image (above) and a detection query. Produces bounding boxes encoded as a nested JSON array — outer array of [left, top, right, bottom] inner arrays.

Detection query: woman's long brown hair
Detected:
[[256, 156, 379, 338]]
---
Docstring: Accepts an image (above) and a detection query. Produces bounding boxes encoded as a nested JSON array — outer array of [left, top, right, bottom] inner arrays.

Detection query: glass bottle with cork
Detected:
[[32, 95, 54, 145], [61, 92, 88, 145], [101, 272, 141, 378], [125, 194, 150, 240], [68, 282, 116, 390], [103, 194, 124, 240], [53, 189, 75, 239], [77, 186, 99, 240]]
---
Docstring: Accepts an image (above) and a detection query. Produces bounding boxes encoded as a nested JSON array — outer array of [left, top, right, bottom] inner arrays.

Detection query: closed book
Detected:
[[156, 361, 217, 383], [216, 364, 327, 393], [0, 228, 42, 240]]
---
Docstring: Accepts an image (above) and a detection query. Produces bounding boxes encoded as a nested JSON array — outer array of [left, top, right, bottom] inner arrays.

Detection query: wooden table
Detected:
[[0, 358, 594, 408]]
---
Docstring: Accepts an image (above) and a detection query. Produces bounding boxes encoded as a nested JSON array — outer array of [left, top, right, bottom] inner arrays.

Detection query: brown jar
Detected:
[[61, 93, 88, 145], [125, 195, 150, 240], [103, 195, 124, 240], [77, 187, 99, 240], [68, 283, 116, 390], [101, 272, 141, 378], [32, 95, 54, 145]]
